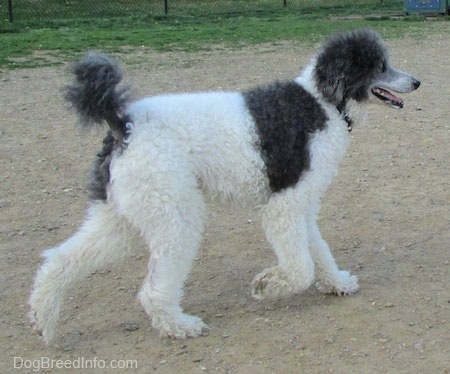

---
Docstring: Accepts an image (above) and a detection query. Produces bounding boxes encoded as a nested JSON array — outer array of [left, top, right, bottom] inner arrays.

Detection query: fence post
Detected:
[[8, 0, 13, 22], [164, 0, 168, 15]]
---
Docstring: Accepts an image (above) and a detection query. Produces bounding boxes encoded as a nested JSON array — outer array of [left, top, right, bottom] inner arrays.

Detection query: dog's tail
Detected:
[[65, 52, 130, 141]]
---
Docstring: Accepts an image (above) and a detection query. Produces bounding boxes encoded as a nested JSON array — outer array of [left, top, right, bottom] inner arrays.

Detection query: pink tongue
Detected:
[[375, 87, 404, 105], [382, 89, 401, 102]]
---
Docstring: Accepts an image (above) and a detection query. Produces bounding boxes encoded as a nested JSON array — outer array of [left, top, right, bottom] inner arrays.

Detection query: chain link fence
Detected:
[[5, 0, 308, 22], [5, 0, 406, 23]]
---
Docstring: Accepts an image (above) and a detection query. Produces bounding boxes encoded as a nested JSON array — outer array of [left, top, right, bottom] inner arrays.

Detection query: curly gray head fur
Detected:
[[314, 29, 388, 110]]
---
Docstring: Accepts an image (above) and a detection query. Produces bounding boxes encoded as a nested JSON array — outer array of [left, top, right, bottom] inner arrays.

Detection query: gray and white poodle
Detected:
[[29, 29, 420, 344]]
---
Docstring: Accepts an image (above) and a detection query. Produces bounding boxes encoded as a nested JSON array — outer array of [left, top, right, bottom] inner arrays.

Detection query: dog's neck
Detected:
[[296, 61, 366, 131], [339, 98, 368, 131]]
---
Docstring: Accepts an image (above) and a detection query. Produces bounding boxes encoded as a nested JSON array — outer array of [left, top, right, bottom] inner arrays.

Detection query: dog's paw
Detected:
[[153, 313, 210, 339], [251, 266, 309, 300], [28, 309, 55, 345], [315, 280, 336, 294], [316, 271, 359, 296]]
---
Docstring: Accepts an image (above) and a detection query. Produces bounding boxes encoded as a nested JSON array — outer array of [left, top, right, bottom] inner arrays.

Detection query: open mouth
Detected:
[[371, 87, 404, 109]]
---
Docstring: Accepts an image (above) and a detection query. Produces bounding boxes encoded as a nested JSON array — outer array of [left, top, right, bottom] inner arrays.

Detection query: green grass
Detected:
[[0, 0, 448, 70]]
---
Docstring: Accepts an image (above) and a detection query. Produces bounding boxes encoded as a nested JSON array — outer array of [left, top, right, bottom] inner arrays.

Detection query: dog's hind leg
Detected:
[[135, 193, 208, 338], [137, 190, 209, 339], [252, 190, 316, 300], [111, 156, 209, 338], [29, 202, 142, 345], [307, 218, 359, 296]]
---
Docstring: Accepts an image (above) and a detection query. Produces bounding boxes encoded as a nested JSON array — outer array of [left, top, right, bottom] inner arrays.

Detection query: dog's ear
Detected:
[[318, 73, 346, 106]]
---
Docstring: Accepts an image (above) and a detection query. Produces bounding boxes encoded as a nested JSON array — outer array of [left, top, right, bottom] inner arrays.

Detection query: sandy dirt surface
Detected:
[[1, 26, 449, 373]]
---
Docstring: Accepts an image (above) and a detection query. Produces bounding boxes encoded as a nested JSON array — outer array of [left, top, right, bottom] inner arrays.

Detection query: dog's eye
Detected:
[[379, 62, 387, 73]]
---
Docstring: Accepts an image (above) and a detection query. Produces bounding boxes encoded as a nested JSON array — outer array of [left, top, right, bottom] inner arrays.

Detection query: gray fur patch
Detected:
[[87, 131, 115, 201], [66, 52, 133, 201], [244, 81, 328, 192]]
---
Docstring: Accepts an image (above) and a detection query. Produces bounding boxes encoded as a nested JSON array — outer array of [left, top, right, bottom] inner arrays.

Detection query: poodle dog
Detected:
[[29, 29, 420, 344]]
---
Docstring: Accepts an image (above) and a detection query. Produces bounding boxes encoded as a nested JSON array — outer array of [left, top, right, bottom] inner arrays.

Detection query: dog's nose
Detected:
[[413, 79, 421, 90]]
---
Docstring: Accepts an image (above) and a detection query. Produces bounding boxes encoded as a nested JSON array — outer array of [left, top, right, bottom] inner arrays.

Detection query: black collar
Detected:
[[336, 101, 352, 132], [342, 112, 353, 132]]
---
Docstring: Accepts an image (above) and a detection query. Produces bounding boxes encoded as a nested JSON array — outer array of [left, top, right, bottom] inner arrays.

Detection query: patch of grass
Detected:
[[0, 2, 447, 69]]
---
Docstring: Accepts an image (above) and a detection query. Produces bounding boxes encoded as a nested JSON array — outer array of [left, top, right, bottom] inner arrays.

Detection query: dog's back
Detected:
[[123, 92, 269, 203]]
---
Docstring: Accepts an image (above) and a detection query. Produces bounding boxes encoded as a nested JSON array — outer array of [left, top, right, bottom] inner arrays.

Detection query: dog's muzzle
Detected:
[[371, 71, 420, 109]]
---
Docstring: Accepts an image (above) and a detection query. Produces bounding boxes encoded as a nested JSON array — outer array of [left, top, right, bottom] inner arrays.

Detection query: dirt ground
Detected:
[[1, 26, 449, 373]]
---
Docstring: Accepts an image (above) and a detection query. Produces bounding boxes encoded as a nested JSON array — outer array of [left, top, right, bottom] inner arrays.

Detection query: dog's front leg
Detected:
[[252, 191, 315, 300], [307, 218, 359, 296]]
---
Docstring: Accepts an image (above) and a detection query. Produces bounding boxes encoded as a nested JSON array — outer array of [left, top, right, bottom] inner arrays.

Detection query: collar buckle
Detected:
[[343, 112, 352, 132]]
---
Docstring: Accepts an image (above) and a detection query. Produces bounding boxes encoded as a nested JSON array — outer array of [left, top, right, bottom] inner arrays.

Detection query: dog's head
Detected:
[[314, 29, 420, 110]]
